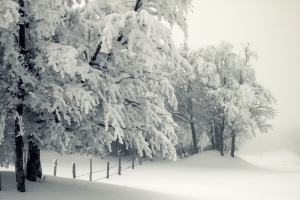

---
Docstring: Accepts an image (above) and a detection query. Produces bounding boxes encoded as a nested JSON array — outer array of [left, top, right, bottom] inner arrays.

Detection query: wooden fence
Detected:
[[0, 145, 191, 189], [52, 151, 156, 182]]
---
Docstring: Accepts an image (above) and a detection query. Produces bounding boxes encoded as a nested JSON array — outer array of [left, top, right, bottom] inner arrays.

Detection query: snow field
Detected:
[[101, 151, 300, 200], [1, 150, 300, 200], [0, 171, 196, 200], [239, 150, 300, 172]]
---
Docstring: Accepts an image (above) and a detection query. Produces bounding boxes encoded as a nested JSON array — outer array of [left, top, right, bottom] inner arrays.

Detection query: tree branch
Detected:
[[134, 0, 142, 11], [89, 42, 102, 65]]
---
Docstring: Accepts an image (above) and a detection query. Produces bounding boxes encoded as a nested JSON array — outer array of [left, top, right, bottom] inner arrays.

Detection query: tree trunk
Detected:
[[143, 138, 147, 158], [15, 0, 26, 191], [14, 80, 25, 191], [211, 135, 215, 150], [231, 131, 235, 158], [14, 111, 25, 192], [190, 144, 194, 155], [26, 141, 42, 181], [220, 118, 225, 156], [210, 125, 215, 150], [214, 123, 220, 151], [142, 149, 146, 158], [187, 80, 198, 154], [190, 122, 198, 154]]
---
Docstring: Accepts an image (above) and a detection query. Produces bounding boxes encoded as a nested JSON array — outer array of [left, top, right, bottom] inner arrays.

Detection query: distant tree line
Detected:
[[168, 41, 276, 157]]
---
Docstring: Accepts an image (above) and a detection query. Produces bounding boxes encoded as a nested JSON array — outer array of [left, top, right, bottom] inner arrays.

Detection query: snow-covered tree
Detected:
[[171, 42, 276, 157], [0, 0, 192, 191], [200, 42, 276, 157], [168, 42, 217, 154], [197, 131, 211, 151]]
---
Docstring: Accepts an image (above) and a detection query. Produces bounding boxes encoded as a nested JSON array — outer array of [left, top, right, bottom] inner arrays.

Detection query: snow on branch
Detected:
[[0, 0, 19, 29]]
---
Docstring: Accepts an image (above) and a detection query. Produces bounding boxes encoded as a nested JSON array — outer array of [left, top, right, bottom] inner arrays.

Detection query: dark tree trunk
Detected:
[[143, 138, 147, 158], [179, 143, 183, 159], [211, 135, 215, 150], [123, 143, 129, 156], [231, 132, 235, 158], [15, 0, 26, 191], [214, 123, 220, 151], [220, 118, 225, 156], [26, 141, 42, 181], [187, 80, 198, 154], [14, 111, 25, 192], [210, 126, 215, 150], [190, 144, 194, 155], [190, 122, 198, 154], [14, 80, 25, 191], [142, 149, 146, 158]]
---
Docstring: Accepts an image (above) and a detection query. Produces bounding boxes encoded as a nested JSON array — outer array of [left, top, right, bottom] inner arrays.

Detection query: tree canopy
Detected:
[[0, 0, 193, 191], [169, 42, 276, 157]]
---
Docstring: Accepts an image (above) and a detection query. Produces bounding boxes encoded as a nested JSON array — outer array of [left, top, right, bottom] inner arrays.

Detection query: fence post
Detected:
[[89, 159, 92, 181], [132, 153, 135, 169], [72, 163, 76, 179], [118, 150, 122, 175], [53, 159, 57, 176], [106, 162, 109, 179]]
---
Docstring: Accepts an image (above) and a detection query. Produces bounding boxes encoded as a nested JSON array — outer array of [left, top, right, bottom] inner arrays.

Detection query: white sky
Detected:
[[171, 0, 300, 151]]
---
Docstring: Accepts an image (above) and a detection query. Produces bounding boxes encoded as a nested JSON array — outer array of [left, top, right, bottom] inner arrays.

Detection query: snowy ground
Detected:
[[238, 150, 300, 172], [1, 150, 300, 200]]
